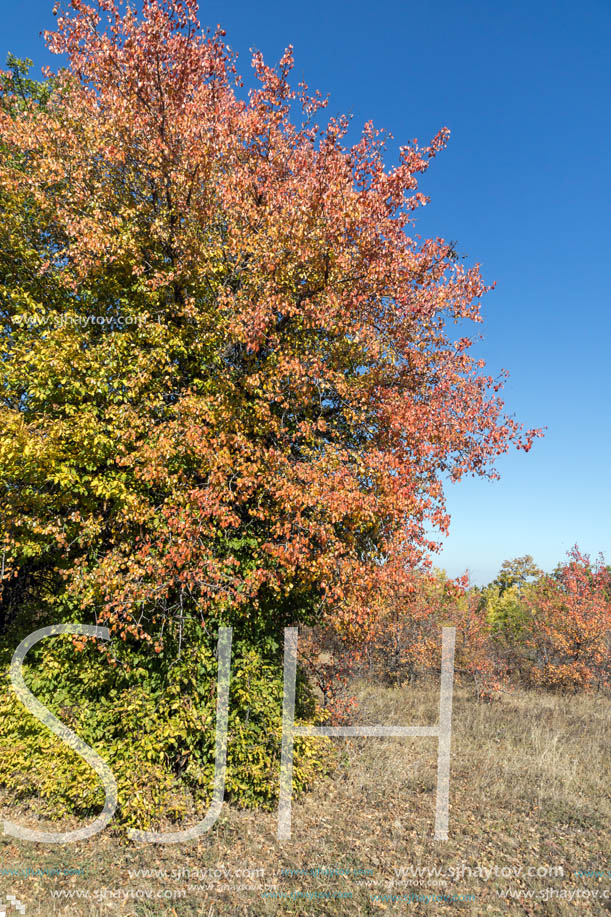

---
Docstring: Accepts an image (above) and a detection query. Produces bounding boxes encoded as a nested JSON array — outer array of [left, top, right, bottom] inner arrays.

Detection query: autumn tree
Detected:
[[492, 555, 542, 595], [480, 555, 543, 653], [344, 569, 508, 700], [524, 548, 611, 691], [0, 0, 541, 654]]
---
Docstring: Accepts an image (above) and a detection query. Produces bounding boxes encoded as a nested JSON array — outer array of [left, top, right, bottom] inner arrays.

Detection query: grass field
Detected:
[[0, 679, 609, 915]]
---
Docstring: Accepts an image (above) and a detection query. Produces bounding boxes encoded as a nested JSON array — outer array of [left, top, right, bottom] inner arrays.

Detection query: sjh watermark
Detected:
[[0, 895, 26, 915], [5, 623, 455, 845]]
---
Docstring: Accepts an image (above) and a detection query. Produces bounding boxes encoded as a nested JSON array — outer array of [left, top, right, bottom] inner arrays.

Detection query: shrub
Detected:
[[523, 548, 611, 692], [0, 619, 332, 832]]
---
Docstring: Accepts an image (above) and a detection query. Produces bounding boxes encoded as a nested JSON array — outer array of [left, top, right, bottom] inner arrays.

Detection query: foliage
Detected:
[[0, 0, 540, 650], [523, 547, 611, 692], [491, 554, 542, 595], [308, 569, 507, 702], [0, 0, 544, 825], [1, 55, 55, 109], [310, 548, 611, 703], [0, 617, 331, 831], [482, 583, 529, 636]]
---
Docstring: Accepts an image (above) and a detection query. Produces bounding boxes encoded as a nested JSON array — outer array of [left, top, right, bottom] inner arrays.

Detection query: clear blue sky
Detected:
[[6, 0, 611, 584]]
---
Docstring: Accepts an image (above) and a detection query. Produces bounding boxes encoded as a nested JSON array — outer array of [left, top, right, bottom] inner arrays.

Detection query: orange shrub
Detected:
[[523, 547, 611, 692]]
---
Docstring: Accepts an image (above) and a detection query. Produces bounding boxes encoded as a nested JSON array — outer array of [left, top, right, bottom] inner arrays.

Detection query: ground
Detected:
[[0, 680, 609, 915]]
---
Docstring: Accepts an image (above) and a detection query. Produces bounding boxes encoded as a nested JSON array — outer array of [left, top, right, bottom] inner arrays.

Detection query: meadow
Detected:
[[1, 677, 609, 915]]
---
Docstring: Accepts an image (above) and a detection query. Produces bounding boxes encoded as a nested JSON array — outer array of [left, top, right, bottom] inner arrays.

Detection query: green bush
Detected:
[[0, 617, 332, 832]]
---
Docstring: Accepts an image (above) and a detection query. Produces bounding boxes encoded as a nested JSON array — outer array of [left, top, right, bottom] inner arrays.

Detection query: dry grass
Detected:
[[0, 680, 609, 915]]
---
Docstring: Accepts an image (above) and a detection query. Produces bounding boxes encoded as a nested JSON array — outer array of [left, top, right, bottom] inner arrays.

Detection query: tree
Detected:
[[0, 56, 57, 635], [351, 569, 507, 699], [0, 0, 541, 653], [493, 555, 542, 595], [524, 547, 611, 691], [480, 555, 543, 647]]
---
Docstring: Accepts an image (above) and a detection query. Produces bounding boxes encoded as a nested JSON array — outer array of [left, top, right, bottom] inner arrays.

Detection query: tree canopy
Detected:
[[0, 0, 541, 646]]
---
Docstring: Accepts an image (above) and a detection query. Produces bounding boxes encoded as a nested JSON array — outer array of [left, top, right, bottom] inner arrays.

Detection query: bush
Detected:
[[305, 570, 508, 702], [523, 548, 611, 692], [0, 617, 333, 832]]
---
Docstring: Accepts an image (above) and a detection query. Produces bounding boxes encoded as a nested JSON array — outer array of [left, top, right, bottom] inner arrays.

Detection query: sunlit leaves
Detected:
[[0, 2, 541, 645]]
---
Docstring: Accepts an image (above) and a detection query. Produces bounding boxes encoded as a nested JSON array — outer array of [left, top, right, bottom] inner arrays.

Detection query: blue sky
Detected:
[[5, 0, 611, 584]]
